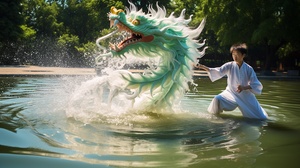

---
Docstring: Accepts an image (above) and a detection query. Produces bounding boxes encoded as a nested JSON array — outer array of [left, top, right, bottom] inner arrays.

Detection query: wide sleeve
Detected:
[[248, 68, 263, 95], [208, 62, 231, 82]]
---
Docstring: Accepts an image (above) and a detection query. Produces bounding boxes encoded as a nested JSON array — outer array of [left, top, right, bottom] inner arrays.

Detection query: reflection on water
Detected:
[[0, 77, 300, 168]]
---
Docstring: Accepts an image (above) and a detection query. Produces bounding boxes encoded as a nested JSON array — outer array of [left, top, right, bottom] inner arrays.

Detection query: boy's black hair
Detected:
[[230, 43, 247, 56]]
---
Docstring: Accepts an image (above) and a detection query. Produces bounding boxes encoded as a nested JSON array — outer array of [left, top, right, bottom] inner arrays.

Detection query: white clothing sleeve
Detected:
[[208, 63, 231, 82], [248, 68, 263, 95]]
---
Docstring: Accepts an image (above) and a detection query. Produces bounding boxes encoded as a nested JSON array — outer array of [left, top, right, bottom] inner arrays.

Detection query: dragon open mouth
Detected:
[[109, 20, 154, 52]]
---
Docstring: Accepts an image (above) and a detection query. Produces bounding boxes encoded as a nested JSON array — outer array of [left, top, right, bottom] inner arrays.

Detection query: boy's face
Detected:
[[232, 50, 244, 63]]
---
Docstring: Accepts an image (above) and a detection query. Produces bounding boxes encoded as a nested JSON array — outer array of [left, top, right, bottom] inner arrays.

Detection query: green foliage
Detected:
[[0, 0, 23, 42], [22, 0, 63, 37], [197, 0, 300, 70], [170, 0, 205, 25], [0, 0, 299, 70], [57, 33, 79, 47], [20, 25, 36, 40], [79, 41, 97, 55]]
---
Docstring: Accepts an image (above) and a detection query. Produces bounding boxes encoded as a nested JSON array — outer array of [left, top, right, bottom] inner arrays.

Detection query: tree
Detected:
[[0, 0, 23, 42], [0, 0, 24, 64], [201, 0, 300, 70], [59, 0, 123, 44], [22, 0, 63, 37]]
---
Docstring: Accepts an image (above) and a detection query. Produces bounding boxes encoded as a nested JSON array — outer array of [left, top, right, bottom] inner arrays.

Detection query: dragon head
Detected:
[[94, 2, 207, 111], [107, 2, 206, 61], [108, 6, 154, 54]]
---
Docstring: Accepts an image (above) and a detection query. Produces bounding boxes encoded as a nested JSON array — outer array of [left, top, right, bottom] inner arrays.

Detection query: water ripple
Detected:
[[1, 77, 299, 167]]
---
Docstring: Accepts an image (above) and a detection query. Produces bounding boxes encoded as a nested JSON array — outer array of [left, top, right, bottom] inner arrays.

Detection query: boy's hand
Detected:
[[237, 85, 244, 93]]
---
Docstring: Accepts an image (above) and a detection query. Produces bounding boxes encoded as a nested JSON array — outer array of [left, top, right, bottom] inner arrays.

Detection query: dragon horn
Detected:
[[110, 6, 124, 15]]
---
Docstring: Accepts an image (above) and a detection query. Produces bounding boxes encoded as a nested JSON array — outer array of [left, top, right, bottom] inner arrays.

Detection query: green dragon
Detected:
[[95, 2, 206, 112]]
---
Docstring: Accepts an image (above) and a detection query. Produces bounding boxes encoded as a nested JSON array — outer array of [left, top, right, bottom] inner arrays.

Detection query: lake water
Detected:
[[0, 76, 299, 168]]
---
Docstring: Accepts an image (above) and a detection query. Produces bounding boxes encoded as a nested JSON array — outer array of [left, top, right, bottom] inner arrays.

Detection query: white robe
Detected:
[[207, 61, 268, 119]]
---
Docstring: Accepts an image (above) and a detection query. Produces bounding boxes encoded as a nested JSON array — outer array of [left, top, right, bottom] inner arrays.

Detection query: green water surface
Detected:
[[0, 76, 299, 168]]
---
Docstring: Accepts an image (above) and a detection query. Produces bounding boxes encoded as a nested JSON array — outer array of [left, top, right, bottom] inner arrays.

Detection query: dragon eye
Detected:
[[131, 19, 140, 25]]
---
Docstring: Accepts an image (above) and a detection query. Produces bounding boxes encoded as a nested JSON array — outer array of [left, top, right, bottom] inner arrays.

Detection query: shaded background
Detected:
[[1, 0, 299, 74]]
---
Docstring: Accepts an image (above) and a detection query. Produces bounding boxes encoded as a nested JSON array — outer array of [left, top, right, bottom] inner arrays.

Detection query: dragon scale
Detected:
[[95, 2, 207, 112]]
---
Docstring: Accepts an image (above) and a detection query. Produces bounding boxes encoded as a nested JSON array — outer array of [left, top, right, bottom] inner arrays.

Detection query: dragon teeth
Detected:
[[115, 43, 120, 51], [109, 42, 120, 51], [109, 42, 114, 49], [109, 21, 143, 51], [110, 20, 114, 28]]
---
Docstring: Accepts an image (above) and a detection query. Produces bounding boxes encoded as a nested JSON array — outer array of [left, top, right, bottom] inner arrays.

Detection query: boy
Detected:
[[197, 43, 268, 119]]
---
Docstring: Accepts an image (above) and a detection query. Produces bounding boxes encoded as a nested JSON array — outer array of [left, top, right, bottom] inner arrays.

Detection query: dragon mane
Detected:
[[95, 2, 207, 112]]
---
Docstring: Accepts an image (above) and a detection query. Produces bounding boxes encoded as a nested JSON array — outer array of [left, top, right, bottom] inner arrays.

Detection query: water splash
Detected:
[[65, 73, 201, 125], [67, 3, 208, 123]]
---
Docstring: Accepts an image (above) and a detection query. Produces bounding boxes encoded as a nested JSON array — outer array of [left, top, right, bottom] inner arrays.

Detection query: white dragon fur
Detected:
[[94, 2, 207, 112]]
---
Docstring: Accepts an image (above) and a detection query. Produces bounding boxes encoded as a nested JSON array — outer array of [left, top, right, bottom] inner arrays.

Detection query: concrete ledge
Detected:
[[0, 66, 96, 76], [0, 66, 299, 79]]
